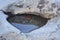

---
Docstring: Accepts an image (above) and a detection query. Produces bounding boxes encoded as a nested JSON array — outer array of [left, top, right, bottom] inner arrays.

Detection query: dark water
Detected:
[[7, 14, 48, 33]]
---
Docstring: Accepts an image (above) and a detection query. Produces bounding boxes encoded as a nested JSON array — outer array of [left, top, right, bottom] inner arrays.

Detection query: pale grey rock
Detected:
[[0, 0, 60, 40]]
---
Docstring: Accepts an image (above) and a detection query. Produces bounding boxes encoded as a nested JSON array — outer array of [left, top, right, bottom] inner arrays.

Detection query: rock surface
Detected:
[[0, 0, 60, 40]]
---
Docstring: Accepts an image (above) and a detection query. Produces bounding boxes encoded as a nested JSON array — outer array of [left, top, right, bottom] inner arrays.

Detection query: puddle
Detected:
[[7, 14, 48, 33]]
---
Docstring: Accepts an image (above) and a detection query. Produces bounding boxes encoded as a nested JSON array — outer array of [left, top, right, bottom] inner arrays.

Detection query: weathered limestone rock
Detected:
[[4, 0, 59, 19], [0, 0, 60, 40]]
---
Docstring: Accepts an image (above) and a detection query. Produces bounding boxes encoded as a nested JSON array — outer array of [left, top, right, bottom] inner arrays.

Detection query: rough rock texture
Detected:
[[4, 0, 60, 18], [0, 0, 60, 40]]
